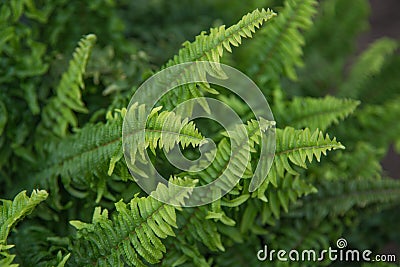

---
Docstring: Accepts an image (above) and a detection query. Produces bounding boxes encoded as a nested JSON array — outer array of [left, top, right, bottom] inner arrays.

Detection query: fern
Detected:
[[70, 177, 196, 266], [287, 0, 370, 97], [124, 104, 204, 166], [2, 2, 400, 266], [37, 34, 96, 137], [294, 177, 400, 221], [0, 190, 48, 266], [186, 119, 273, 192], [11, 224, 71, 267], [157, 8, 276, 111], [33, 8, 276, 201], [160, 206, 225, 266], [0, 190, 48, 242], [239, 0, 318, 86], [35, 107, 203, 202], [276, 96, 360, 130], [310, 142, 384, 181], [355, 96, 400, 150], [339, 38, 399, 99], [256, 127, 344, 194]]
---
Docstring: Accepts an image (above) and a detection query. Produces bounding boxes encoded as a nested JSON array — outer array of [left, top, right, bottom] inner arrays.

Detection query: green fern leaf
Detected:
[[38, 34, 96, 137], [70, 177, 196, 266], [356, 96, 400, 149], [278, 96, 360, 130], [35, 107, 203, 201], [0, 190, 48, 267], [124, 104, 204, 166], [339, 38, 399, 98], [0, 190, 48, 242], [160, 206, 224, 266], [255, 127, 344, 200], [187, 119, 273, 192], [241, 0, 318, 86], [157, 8, 276, 111], [297, 177, 400, 220]]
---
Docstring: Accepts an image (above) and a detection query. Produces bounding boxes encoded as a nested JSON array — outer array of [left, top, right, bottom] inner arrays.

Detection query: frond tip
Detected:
[[0, 190, 48, 266], [279, 96, 360, 130], [0, 190, 48, 242], [273, 127, 344, 174], [159, 8, 276, 110], [257, 127, 344, 195]]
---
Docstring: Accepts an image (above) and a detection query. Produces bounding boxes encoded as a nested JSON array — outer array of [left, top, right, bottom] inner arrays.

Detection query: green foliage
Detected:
[[238, 0, 318, 87], [70, 177, 196, 266], [295, 177, 400, 221], [158, 8, 276, 111], [1, 0, 400, 266], [38, 34, 97, 137], [0, 190, 48, 266], [276, 95, 360, 130], [339, 38, 399, 100], [0, 190, 48, 243]]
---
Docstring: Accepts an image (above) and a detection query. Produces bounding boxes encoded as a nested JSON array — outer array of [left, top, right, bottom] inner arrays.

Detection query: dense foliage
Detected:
[[0, 0, 399, 266]]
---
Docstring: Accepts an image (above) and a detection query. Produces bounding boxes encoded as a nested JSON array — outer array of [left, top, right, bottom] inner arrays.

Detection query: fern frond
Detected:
[[70, 177, 196, 266], [310, 142, 384, 181], [0, 190, 48, 242], [160, 239, 210, 267], [183, 207, 225, 252], [339, 38, 399, 99], [356, 96, 400, 149], [0, 190, 48, 267], [159, 205, 226, 266], [157, 8, 276, 111], [0, 250, 17, 267], [38, 34, 96, 137], [277, 96, 360, 130], [288, 0, 370, 97], [296, 178, 400, 220], [255, 127, 344, 199], [11, 224, 71, 267], [124, 104, 204, 166], [187, 118, 273, 193], [262, 173, 317, 220], [35, 107, 203, 201], [241, 0, 318, 86]]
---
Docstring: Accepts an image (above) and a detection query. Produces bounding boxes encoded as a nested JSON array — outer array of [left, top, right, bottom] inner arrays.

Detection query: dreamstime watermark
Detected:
[[257, 238, 397, 263], [122, 61, 276, 207]]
